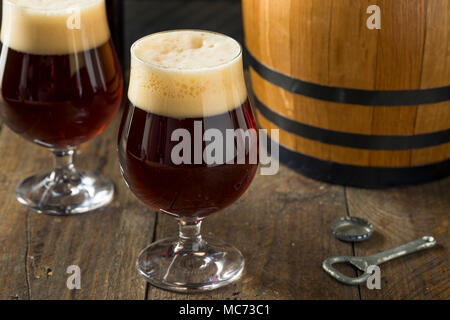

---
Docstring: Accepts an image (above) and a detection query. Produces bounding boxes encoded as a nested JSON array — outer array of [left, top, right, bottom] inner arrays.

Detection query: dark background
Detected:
[[0, 0, 245, 71], [119, 0, 244, 70], [123, 0, 244, 70]]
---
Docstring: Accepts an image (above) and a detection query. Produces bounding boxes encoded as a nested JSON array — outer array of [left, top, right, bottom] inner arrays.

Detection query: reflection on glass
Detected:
[[118, 30, 258, 292], [0, 0, 123, 215]]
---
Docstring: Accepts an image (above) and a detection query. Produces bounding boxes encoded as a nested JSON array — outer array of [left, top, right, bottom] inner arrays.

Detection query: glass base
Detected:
[[137, 237, 245, 292], [16, 170, 114, 216]]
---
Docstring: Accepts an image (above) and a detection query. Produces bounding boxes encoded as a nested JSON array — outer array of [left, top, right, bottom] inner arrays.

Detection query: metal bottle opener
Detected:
[[322, 236, 437, 285]]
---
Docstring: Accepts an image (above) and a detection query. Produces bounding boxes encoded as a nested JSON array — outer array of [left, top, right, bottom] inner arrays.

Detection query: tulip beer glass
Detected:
[[118, 30, 258, 291], [0, 0, 123, 214]]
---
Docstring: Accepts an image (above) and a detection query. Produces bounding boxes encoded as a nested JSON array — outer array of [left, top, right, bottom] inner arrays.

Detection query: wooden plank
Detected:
[[412, 0, 450, 165], [0, 122, 30, 300], [346, 178, 450, 299], [146, 165, 360, 300], [0, 115, 156, 299], [417, 0, 449, 89], [369, 0, 426, 166], [328, 0, 379, 89]]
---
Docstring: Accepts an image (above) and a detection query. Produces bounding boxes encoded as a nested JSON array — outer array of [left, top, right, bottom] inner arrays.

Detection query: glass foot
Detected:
[[16, 170, 114, 216], [137, 237, 245, 292]]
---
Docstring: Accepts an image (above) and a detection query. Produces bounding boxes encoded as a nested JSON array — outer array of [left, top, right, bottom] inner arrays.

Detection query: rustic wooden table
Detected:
[[0, 113, 448, 300], [0, 0, 448, 301]]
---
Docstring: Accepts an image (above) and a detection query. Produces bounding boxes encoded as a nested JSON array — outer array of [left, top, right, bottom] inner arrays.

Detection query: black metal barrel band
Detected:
[[245, 48, 450, 107], [264, 138, 450, 188], [253, 96, 450, 151]]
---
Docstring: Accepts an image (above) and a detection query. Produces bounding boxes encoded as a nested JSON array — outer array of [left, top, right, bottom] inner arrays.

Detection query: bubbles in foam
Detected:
[[128, 30, 248, 119], [133, 31, 242, 70], [1, 0, 110, 55]]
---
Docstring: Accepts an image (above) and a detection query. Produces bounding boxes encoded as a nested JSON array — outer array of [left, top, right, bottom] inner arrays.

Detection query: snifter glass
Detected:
[[118, 30, 258, 292], [0, 0, 123, 215]]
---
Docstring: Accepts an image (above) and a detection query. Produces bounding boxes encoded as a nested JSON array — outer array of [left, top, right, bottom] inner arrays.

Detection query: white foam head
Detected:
[[1, 0, 110, 55], [128, 30, 248, 119]]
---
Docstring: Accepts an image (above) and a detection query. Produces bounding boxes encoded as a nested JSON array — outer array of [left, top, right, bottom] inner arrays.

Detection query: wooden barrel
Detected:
[[243, 0, 450, 188]]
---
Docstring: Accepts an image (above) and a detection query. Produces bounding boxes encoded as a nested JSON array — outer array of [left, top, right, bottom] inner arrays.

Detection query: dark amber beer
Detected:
[[119, 99, 257, 218], [118, 31, 258, 218], [1, 41, 122, 147], [0, 0, 122, 148], [119, 30, 258, 291], [0, 0, 123, 215]]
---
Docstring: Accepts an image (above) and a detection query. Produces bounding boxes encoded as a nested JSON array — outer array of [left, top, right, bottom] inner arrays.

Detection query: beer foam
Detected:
[[1, 0, 110, 55], [128, 30, 248, 119]]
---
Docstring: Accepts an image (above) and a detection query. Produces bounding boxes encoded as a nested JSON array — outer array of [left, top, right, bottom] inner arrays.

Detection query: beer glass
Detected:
[[0, 0, 123, 215], [118, 30, 258, 291]]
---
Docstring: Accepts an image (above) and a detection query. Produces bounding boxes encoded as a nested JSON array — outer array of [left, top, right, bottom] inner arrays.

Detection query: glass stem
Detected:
[[52, 148, 76, 171], [50, 148, 79, 184], [176, 219, 207, 252]]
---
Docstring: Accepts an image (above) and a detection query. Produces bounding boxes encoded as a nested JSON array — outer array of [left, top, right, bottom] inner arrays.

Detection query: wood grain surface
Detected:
[[0, 116, 156, 300], [347, 181, 450, 299], [0, 0, 448, 301], [243, 0, 450, 168], [0, 113, 448, 300]]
